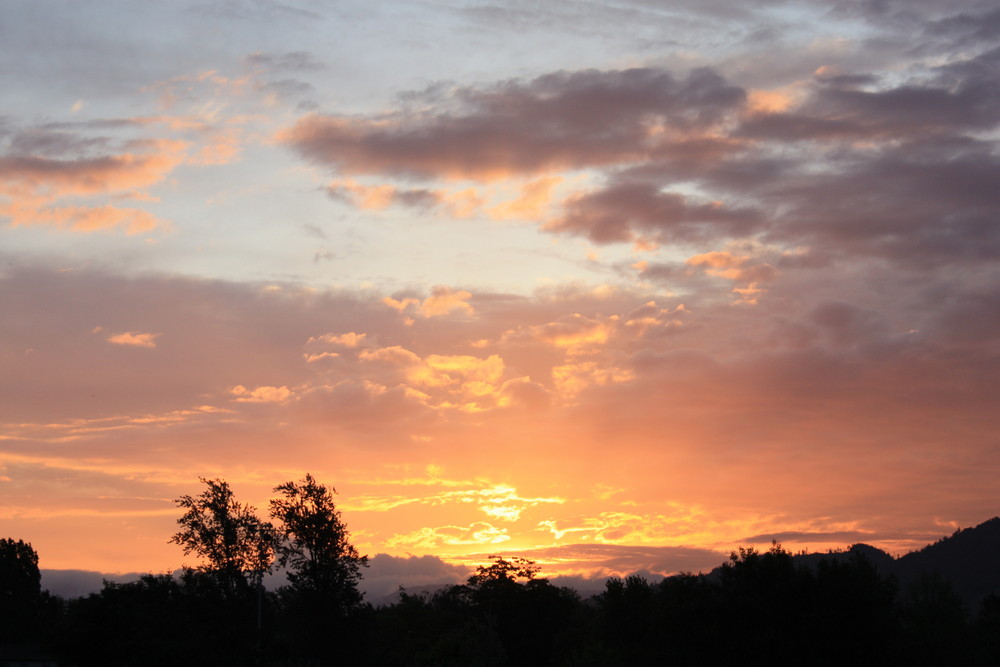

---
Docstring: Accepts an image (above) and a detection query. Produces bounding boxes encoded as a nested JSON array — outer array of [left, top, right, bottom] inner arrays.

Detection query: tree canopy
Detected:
[[0, 536, 41, 601], [467, 555, 540, 589], [269, 473, 367, 606], [1, 538, 44, 642], [170, 477, 276, 598]]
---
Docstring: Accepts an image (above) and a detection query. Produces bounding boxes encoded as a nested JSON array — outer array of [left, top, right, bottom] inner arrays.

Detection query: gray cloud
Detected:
[[5, 127, 115, 158], [245, 51, 325, 72], [283, 67, 746, 180], [925, 8, 1000, 42], [361, 553, 470, 601], [742, 76, 1000, 142], [257, 78, 314, 99], [547, 179, 763, 245], [550, 41, 1000, 267]]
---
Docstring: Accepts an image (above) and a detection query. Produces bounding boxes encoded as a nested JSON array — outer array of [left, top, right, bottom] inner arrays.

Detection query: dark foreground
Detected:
[[7, 544, 1000, 666]]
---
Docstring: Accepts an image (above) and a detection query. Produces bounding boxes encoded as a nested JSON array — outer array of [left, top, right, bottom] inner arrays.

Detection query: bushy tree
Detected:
[[59, 570, 272, 666], [268, 474, 368, 662], [0, 538, 43, 641], [468, 556, 540, 589], [463, 556, 579, 667], [0, 537, 41, 602], [170, 477, 276, 599], [269, 473, 367, 608]]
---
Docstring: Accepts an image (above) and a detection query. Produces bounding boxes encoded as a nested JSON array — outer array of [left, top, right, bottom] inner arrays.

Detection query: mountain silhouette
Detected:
[[892, 517, 1000, 607], [791, 517, 1000, 608]]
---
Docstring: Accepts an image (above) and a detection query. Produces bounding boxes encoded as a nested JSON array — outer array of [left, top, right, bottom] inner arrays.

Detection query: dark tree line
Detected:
[[4, 480, 1000, 666]]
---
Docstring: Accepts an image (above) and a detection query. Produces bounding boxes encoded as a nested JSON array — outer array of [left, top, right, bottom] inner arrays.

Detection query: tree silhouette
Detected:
[[268, 474, 368, 662], [60, 570, 272, 666], [461, 556, 578, 667], [269, 473, 367, 609], [170, 477, 276, 599], [898, 571, 972, 665], [0, 538, 43, 642], [0, 537, 40, 602], [715, 541, 807, 662], [467, 556, 540, 588]]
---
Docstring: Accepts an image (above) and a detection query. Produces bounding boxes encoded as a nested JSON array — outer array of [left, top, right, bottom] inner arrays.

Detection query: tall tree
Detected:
[[269, 473, 367, 610], [0, 538, 42, 640], [0, 537, 41, 601], [170, 478, 276, 599], [267, 475, 368, 662]]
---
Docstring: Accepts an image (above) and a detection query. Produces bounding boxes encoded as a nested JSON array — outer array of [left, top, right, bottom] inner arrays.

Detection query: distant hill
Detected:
[[892, 516, 1000, 607], [793, 541, 896, 575], [791, 517, 1000, 608]]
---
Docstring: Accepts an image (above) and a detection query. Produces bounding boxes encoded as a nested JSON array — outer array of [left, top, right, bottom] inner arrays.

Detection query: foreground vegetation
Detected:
[[4, 478, 1000, 665]]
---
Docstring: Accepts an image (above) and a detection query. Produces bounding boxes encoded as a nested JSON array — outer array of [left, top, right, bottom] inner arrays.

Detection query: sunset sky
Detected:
[[3, 0, 999, 593]]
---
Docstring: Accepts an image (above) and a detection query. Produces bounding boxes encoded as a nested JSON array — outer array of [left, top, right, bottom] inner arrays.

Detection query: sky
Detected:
[[2, 0, 999, 594]]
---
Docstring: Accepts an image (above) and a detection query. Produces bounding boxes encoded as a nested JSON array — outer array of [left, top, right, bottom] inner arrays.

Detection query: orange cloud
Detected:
[[499, 312, 637, 399], [387, 521, 511, 550], [127, 115, 250, 165], [305, 332, 368, 361], [420, 354, 504, 386], [344, 482, 563, 523], [381, 288, 477, 320], [2, 405, 231, 445], [4, 203, 164, 235], [1, 138, 186, 235], [229, 385, 292, 403], [0, 141, 186, 198], [382, 296, 420, 312], [497, 377, 553, 410], [303, 351, 340, 363], [551, 360, 633, 398], [333, 180, 398, 209], [471, 484, 564, 522], [746, 89, 795, 113], [685, 250, 747, 277], [623, 301, 688, 335], [359, 345, 422, 367], [488, 175, 563, 220], [359, 345, 508, 412], [505, 313, 613, 351], [685, 249, 777, 304], [731, 282, 764, 305], [439, 187, 486, 217], [536, 505, 706, 545], [314, 332, 367, 347], [685, 250, 774, 281], [420, 287, 475, 317], [107, 331, 161, 348]]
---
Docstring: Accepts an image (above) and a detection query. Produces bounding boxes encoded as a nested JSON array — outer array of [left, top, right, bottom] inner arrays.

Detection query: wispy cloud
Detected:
[[107, 331, 160, 348]]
